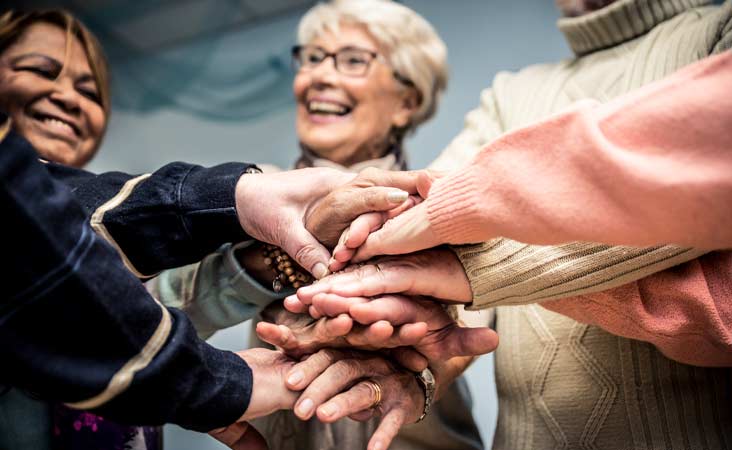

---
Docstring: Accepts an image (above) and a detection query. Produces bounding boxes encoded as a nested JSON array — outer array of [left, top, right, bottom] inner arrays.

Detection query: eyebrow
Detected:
[[10, 52, 96, 84]]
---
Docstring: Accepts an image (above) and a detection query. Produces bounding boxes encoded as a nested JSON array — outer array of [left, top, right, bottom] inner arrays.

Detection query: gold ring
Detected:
[[364, 380, 382, 409]]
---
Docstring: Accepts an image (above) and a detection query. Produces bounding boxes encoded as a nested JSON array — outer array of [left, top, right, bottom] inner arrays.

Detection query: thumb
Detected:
[[282, 225, 332, 279], [438, 327, 500, 359]]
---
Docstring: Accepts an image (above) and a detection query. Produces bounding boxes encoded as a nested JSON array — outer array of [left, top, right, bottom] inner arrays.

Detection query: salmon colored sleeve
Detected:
[[426, 51, 732, 249]]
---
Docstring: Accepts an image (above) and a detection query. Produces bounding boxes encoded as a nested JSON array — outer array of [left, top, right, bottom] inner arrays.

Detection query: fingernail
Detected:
[[320, 403, 339, 418], [287, 371, 304, 386], [373, 442, 383, 450], [297, 398, 314, 416], [312, 263, 329, 279], [387, 190, 408, 203]]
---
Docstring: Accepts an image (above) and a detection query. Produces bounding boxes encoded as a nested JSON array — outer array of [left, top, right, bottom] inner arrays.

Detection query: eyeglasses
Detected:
[[291, 45, 414, 87]]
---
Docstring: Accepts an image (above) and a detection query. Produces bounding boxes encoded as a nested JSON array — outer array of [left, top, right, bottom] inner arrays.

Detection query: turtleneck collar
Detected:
[[558, 0, 711, 56], [294, 144, 407, 173]]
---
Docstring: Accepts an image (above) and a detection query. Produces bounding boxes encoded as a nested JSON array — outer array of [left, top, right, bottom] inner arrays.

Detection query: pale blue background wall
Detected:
[[84, 1, 571, 448]]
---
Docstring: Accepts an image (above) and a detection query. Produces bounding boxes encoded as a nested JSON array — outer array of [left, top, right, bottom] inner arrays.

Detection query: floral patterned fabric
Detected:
[[52, 405, 162, 450]]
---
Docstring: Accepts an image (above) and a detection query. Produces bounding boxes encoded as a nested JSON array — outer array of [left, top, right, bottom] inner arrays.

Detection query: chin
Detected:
[[29, 138, 85, 167]]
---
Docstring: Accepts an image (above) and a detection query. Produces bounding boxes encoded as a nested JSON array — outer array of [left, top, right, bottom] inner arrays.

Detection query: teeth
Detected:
[[43, 118, 74, 134], [308, 101, 349, 115]]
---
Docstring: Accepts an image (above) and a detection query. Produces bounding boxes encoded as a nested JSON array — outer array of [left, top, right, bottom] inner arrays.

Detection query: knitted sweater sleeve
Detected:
[[426, 51, 732, 250], [429, 74, 702, 310]]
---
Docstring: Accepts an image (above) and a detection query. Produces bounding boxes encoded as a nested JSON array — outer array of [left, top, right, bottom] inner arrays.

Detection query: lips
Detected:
[[306, 100, 353, 116], [30, 111, 81, 138]]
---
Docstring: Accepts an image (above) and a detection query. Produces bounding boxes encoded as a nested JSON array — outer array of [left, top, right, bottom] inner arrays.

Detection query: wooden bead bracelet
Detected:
[[262, 244, 313, 292]]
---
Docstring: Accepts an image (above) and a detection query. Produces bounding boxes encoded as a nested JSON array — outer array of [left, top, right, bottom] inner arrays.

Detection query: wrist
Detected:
[[234, 166, 263, 235]]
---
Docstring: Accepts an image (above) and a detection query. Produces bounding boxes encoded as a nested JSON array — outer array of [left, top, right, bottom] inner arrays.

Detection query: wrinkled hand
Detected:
[[292, 248, 473, 309], [268, 286, 496, 369], [286, 349, 424, 450], [304, 167, 425, 248], [234, 348, 299, 421], [256, 304, 429, 371], [235, 167, 355, 278], [328, 170, 446, 268], [291, 293, 497, 364]]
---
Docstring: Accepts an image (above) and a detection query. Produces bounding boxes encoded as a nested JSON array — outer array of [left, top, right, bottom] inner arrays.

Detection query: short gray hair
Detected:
[[297, 0, 448, 134]]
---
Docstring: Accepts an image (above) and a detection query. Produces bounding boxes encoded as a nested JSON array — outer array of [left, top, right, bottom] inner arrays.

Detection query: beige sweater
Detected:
[[431, 0, 732, 448]]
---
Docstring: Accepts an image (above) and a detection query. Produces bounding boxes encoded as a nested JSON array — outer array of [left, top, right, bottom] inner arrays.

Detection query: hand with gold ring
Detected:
[[286, 348, 425, 450]]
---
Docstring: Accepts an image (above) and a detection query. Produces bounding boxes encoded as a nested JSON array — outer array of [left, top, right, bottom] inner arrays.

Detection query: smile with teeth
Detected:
[[307, 101, 352, 116], [33, 113, 80, 137]]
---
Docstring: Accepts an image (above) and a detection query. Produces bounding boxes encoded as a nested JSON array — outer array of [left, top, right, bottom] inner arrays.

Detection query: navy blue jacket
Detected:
[[1, 115, 256, 432]]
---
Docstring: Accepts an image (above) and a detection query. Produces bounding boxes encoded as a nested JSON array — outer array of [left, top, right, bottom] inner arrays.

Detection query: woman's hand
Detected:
[[327, 170, 446, 270], [264, 292, 497, 370], [256, 305, 429, 371], [292, 248, 473, 309], [304, 167, 424, 248], [235, 167, 356, 278], [234, 348, 300, 421], [286, 349, 425, 450]]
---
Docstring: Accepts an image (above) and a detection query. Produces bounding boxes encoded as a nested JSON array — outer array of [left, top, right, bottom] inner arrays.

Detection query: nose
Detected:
[[308, 56, 339, 86], [48, 77, 82, 115]]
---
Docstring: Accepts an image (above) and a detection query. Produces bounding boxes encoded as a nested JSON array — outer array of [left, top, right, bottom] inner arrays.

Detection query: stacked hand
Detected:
[[234, 166, 423, 279], [224, 166, 498, 450]]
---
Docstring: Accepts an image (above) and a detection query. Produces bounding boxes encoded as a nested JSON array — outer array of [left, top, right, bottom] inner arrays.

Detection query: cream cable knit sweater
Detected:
[[430, 0, 732, 448]]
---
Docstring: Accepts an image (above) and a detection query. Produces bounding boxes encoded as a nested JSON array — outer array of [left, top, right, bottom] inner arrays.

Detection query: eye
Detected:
[[303, 51, 324, 65], [346, 56, 368, 65], [17, 65, 57, 80], [339, 51, 370, 68], [307, 54, 322, 63], [78, 87, 102, 105]]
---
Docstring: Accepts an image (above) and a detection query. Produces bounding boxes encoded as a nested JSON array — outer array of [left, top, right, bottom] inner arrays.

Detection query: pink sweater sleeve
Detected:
[[426, 51, 732, 249]]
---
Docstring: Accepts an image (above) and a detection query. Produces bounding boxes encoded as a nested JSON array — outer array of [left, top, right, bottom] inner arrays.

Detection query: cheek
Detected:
[[292, 74, 309, 101], [86, 105, 107, 140], [0, 75, 35, 111]]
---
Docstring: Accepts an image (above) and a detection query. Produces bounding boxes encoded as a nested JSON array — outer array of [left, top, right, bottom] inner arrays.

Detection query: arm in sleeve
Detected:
[[148, 241, 284, 340], [0, 124, 251, 432], [45, 158, 256, 278], [426, 51, 732, 249], [431, 79, 703, 310]]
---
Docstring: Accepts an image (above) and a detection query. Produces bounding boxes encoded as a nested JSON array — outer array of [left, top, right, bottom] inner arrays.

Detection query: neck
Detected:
[[557, 0, 618, 16], [296, 141, 406, 171], [302, 139, 392, 167]]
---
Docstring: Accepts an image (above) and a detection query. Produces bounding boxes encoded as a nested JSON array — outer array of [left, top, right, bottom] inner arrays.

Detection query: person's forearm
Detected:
[[45, 156, 256, 278], [150, 242, 283, 340], [1, 125, 251, 431], [455, 240, 704, 309], [427, 51, 732, 249]]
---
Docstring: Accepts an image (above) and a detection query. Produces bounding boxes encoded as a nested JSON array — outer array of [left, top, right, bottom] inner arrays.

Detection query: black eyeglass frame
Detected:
[[291, 44, 415, 88]]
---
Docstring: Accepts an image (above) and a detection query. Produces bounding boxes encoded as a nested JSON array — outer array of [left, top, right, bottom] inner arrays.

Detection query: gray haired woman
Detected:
[[149, 1, 482, 449]]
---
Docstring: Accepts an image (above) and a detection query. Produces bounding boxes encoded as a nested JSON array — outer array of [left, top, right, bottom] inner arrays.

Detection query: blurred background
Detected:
[[9, 0, 571, 448]]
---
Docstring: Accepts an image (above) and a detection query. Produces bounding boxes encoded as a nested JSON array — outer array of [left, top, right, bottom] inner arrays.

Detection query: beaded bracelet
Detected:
[[261, 244, 313, 292]]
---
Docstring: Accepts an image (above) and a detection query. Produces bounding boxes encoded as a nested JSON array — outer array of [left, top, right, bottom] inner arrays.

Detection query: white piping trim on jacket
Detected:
[[89, 174, 154, 279], [65, 299, 172, 409]]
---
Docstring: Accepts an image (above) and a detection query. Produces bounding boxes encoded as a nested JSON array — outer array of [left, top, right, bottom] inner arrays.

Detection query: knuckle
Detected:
[[294, 243, 319, 267], [333, 360, 360, 380], [363, 192, 381, 210], [319, 348, 339, 365]]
